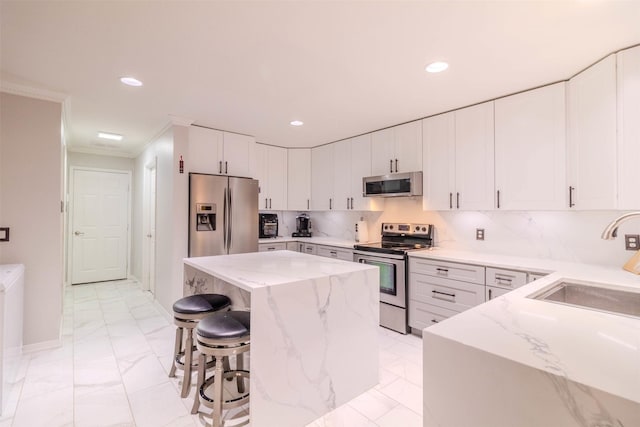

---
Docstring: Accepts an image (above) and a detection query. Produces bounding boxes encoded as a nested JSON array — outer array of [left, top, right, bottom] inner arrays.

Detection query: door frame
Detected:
[[142, 158, 157, 293], [68, 166, 132, 284]]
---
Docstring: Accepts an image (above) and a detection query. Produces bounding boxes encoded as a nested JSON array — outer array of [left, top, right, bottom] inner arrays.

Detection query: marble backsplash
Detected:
[[264, 197, 639, 268]]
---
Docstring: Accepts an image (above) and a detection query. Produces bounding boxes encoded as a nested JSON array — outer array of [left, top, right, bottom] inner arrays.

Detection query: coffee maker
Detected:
[[292, 213, 312, 237]]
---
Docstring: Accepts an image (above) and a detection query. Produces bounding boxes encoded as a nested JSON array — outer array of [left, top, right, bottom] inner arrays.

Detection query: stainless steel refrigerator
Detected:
[[189, 173, 259, 257]]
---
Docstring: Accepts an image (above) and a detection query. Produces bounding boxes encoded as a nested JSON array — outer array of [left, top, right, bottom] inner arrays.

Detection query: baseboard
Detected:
[[154, 299, 173, 323], [23, 337, 61, 353]]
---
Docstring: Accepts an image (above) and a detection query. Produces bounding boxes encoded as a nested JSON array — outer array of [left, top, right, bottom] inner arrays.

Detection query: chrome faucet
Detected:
[[601, 211, 640, 240]]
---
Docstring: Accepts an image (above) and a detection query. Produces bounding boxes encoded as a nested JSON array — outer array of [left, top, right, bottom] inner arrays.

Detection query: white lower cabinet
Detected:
[[485, 286, 512, 301], [408, 258, 485, 329], [258, 242, 287, 252], [286, 242, 299, 251], [316, 245, 353, 261], [301, 243, 316, 255]]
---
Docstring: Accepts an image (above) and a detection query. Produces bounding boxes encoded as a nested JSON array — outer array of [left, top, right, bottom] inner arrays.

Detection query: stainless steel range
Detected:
[[353, 223, 434, 334]]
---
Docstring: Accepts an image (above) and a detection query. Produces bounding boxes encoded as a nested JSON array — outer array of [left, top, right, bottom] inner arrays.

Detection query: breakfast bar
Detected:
[[183, 250, 380, 427]]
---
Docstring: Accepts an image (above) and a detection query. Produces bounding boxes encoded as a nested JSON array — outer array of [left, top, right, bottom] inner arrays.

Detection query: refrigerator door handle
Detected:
[[227, 186, 233, 252], [223, 187, 228, 251]]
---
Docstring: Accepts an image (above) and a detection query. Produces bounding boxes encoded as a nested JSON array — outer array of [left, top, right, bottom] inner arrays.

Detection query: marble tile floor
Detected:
[[0, 279, 423, 427]]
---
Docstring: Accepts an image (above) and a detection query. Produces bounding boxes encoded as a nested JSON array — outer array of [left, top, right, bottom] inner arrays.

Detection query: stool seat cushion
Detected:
[[173, 294, 231, 315], [197, 311, 250, 339]]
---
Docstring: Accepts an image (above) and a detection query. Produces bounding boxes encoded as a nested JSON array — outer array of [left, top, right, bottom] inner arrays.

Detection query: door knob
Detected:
[[74, 231, 84, 236]]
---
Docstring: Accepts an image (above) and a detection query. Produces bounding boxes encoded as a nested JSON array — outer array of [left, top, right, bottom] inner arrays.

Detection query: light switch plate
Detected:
[[624, 234, 640, 251], [476, 228, 485, 240]]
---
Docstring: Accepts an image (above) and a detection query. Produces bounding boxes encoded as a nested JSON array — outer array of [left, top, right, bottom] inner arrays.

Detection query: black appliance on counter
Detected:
[[292, 213, 312, 237], [353, 223, 434, 334], [259, 213, 278, 238]]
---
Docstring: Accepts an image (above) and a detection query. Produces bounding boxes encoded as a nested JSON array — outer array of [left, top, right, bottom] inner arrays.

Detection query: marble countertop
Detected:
[[415, 248, 640, 404], [184, 250, 374, 292], [258, 236, 361, 249], [0, 264, 24, 292]]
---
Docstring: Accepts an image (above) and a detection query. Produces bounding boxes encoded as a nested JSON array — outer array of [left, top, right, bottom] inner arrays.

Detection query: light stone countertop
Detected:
[[411, 248, 640, 405], [258, 236, 361, 250], [184, 250, 373, 293]]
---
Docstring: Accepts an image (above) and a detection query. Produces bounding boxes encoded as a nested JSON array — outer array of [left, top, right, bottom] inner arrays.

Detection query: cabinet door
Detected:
[[188, 126, 223, 174], [287, 149, 311, 210], [286, 241, 299, 251], [454, 102, 495, 210], [422, 113, 456, 210], [351, 134, 384, 211], [617, 46, 640, 209], [394, 120, 422, 173], [311, 144, 333, 210], [333, 140, 352, 210], [266, 146, 287, 210], [252, 144, 269, 209], [567, 54, 617, 209], [222, 132, 254, 177], [370, 127, 395, 175], [495, 83, 567, 210]]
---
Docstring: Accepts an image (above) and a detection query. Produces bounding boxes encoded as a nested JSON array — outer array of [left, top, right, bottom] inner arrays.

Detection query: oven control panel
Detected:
[[382, 223, 433, 237]]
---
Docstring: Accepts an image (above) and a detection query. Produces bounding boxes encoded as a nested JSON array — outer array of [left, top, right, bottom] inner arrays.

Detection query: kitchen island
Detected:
[[183, 250, 379, 427], [418, 252, 640, 427]]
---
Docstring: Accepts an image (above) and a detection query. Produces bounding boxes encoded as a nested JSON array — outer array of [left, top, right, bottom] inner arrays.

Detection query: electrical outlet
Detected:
[[625, 234, 640, 251], [476, 228, 485, 240]]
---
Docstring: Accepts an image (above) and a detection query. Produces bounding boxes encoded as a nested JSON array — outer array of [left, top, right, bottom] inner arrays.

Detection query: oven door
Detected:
[[353, 251, 406, 308]]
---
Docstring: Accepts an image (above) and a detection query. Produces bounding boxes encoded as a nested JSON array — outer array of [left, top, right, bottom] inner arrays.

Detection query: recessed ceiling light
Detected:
[[425, 61, 449, 73], [98, 132, 123, 141], [290, 120, 304, 126], [120, 76, 143, 87]]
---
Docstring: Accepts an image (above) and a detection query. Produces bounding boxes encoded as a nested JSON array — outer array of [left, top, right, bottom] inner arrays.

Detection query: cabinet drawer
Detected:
[[485, 286, 512, 301], [486, 267, 528, 290], [409, 300, 459, 330], [316, 245, 353, 261], [258, 242, 287, 252], [302, 244, 316, 255], [410, 258, 485, 284], [409, 273, 485, 312]]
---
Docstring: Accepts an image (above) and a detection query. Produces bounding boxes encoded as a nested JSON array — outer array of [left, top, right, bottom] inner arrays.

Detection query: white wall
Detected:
[[0, 92, 63, 347], [132, 125, 189, 315], [290, 198, 638, 269]]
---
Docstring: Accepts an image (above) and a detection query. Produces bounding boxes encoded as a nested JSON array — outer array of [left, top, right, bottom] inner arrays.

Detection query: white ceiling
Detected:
[[1, 1, 639, 156]]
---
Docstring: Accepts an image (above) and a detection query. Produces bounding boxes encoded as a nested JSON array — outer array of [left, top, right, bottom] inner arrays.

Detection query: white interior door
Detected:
[[71, 169, 130, 284], [142, 163, 157, 294]]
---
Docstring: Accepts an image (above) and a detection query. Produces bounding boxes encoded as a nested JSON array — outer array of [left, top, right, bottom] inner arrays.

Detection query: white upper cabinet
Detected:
[[617, 46, 640, 210], [454, 102, 495, 210], [253, 144, 287, 210], [333, 139, 352, 210], [287, 149, 311, 211], [567, 54, 617, 210], [222, 132, 255, 177], [423, 102, 494, 211], [350, 134, 384, 211], [422, 112, 455, 210], [311, 144, 333, 210], [371, 121, 422, 175], [188, 126, 223, 174], [495, 83, 567, 210], [188, 126, 255, 177]]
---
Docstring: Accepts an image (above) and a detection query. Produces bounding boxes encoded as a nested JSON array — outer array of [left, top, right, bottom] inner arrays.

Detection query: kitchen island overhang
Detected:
[[183, 250, 380, 427]]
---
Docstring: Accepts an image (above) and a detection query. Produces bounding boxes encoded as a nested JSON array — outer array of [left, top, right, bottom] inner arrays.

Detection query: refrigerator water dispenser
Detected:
[[196, 203, 216, 231]]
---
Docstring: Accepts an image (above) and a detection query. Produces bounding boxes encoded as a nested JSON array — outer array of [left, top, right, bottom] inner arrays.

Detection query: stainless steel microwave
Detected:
[[362, 171, 423, 197]]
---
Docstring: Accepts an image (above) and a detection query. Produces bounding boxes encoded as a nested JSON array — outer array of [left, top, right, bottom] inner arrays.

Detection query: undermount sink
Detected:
[[529, 281, 640, 319]]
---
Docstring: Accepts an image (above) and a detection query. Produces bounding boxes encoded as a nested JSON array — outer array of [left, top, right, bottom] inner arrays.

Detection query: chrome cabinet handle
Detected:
[[225, 161, 228, 174], [431, 319, 439, 324], [307, 199, 310, 210], [436, 267, 449, 276], [395, 158, 398, 173], [329, 198, 332, 210], [456, 192, 460, 209], [497, 190, 501, 209], [389, 159, 393, 173], [265, 198, 268, 209], [495, 276, 513, 286], [449, 193, 453, 209], [347, 198, 350, 209], [269, 198, 272, 209], [74, 231, 84, 236], [488, 288, 493, 300], [219, 161, 223, 174]]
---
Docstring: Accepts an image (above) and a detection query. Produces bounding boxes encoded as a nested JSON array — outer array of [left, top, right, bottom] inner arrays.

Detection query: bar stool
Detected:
[[169, 294, 231, 398], [191, 310, 251, 427]]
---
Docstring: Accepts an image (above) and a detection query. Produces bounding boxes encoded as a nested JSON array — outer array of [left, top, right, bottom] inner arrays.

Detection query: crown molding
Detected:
[[0, 80, 68, 103], [168, 114, 194, 127], [66, 144, 137, 159]]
